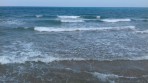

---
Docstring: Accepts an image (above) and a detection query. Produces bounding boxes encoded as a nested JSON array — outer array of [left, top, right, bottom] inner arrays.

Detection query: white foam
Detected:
[[0, 41, 55, 64], [34, 27, 52, 32], [0, 41, 88, 64], [60, 19, 84, 22], [0, 42, 50, 64], [102, 19, 131, 23], [0, 55, 87, 64], [135, 30, 148, 34], [57, 16, 84, 22], [97, 16, 101, 19], [34, 26, 136, 32], [3, 20, 24, 25], [92, 72, 137, 83], [92, 72, 118, 82], [58, 16, 80, 19], [1, 42, 148, 64], [36, 15, 43, 18]]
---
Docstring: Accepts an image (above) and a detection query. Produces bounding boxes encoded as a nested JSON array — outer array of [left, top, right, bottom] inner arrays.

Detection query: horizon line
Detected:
[[0, 6, 148, 8]]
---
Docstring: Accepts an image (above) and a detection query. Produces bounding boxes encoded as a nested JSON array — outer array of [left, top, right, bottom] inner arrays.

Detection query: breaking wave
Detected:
[[58, 16, 80, 19], [35, 15, 43, 18], [60, 19, 84, 22], [101, 19, 131, 22], [57, 15, 101, 22], [34, 26, 136, 32], [80, 15, 101, 19]]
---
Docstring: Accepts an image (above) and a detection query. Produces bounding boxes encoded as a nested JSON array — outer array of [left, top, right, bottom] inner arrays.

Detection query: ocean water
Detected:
[[0, 7, 148, 83]]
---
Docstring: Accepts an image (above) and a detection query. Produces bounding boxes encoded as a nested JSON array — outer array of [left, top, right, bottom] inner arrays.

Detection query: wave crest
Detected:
[[34, 26, 136, 32], [101, 19, 131, 22], [58, 16, 80, 19], [36, 15, 43, 18], [60, 19, 84, 22]]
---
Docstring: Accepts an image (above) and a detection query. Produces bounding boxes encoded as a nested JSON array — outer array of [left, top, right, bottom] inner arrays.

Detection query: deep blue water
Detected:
[[0, 7, 148, 83], [0, 7, 148, 28]]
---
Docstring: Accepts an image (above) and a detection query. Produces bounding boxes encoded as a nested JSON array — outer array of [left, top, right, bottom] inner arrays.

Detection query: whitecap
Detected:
[[34, 26, 136, 32], [58, 16, 80, 19], [96, 16, 101, 19], [60, 19, 84, 22], [36, 15, 43, 18], [101, 18, 131, 23]]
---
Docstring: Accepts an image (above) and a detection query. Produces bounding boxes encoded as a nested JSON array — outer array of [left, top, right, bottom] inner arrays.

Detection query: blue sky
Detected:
[[0, 0, 148, 7]]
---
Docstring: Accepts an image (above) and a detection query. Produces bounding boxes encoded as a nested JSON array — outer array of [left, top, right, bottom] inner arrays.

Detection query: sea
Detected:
[[0, 7, 148, 83]]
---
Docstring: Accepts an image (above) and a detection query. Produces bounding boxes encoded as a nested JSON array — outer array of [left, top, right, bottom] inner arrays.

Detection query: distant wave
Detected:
[[34, 26, 136, 32], [97, 16, 101, 19], [101, 19, 131, 23], [35, 15, 43, 18], [1, 20, 25, 25], [21, 15, 57, 18], [19, 15, 102, 20], [18, 15, 148, 23], [19, 15, 148, 23], [34, 19, 62, 24], [60, 19, 84, 22], [58, 15, 101, 19], [57, 15, 101, 22], [132, 18, 148, 21], [80, 15, 101, 19], [58, 16, 80, 19]]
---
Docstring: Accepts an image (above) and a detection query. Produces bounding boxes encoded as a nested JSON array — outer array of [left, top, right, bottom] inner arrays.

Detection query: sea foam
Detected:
[[101, 19, 131, 22], [96, 16, 101, 19], [34, 26, 136, 32], [58, 16, 80, 19], [92, 72, 137, 83], [135, 30, 148, 34], [36, 15, 43, 18], [0, 41, 87, 64], [60, 19, 84, 22]]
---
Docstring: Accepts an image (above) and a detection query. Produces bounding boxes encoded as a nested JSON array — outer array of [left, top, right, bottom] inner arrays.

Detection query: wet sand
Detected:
[[0, 60, 148, 83]]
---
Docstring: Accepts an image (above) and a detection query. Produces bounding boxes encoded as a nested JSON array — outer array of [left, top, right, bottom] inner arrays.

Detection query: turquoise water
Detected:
[[0, 7, 148, 83]]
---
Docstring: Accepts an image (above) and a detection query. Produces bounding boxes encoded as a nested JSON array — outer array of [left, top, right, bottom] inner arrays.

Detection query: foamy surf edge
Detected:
[[34, 26, 136, 32], [1, 55, 148, 64], [92, 72, 137, 83], [1, 54, 148, 64]]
